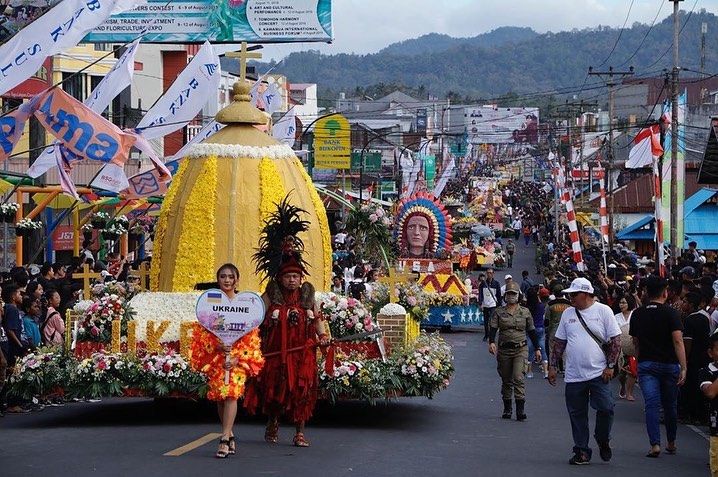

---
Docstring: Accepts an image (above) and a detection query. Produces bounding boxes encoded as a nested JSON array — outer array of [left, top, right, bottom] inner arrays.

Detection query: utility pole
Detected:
[[556, 100, 598, 208], [588, 66, 634, 246], [670, 0, 683, 263]]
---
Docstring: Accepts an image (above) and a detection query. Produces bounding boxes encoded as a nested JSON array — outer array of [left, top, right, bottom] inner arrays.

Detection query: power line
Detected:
[[597, 0, 636, 67], [619, 0, 666, 67]]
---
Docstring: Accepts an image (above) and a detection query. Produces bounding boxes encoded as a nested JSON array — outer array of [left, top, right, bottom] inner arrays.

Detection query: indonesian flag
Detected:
[[626, 124, 663, 169]]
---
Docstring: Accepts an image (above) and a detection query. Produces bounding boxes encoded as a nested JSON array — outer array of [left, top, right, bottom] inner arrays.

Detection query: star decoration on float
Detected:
[[442, 309, 454, 324]]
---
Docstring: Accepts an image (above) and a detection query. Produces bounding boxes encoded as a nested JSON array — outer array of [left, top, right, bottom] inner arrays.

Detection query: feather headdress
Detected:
[[253, 194, 311, 281]]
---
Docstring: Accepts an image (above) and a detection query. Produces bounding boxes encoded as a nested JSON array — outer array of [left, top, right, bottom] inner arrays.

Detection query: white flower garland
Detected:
[[128, 292, 201, 342], [185, 143, 297, 160]]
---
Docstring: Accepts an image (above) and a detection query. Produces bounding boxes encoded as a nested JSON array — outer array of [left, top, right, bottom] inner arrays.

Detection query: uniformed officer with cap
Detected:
[[488, 281, 542, 421]]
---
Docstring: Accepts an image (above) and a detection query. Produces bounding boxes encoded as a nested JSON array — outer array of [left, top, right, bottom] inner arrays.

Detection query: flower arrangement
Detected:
[[424, 292, 464, 308], [319, 352, 393, 404], [0, 202, 19, 221], [15, 219, 42, 235], [128, 292, 201, 342], [344, 202, 395, 266], [8, 349, 70, 400], [393, 332, 454, 398], [134, 351, 208, 397], [77, 293, 134, 343], [92, 281, 137, 300], [91, 211, 111, 229], [318, 292, 378, 339], [69, 352, 128, 399]]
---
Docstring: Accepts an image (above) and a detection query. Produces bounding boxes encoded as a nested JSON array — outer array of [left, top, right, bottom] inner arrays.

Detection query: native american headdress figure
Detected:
[[253, 194, 311, 282], [395, 191, 453, 258]]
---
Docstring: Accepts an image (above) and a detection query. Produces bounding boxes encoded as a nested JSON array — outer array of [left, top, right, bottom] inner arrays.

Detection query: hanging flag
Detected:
[[433, 156, 455, 197], [0, 0, 143, 95], [123, 120, 223, 199], [133, 40, 220, 139], [28, 37, 141, 179], [272, 107, 296, 146], [260, 83, 282, 114], [626, 124, 663, 169]]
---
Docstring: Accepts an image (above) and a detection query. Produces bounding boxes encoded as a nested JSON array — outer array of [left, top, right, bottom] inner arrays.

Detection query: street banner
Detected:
[[0, 0, 143, 95], [626, 124, 662, 169], [84, 0, 333, 44], [272, 107, 296, 146], [314, 114, 350, 169], [134, 40, 220, 139], [433, 156, 454, 197], [123, 119, 222, 198], [28, 37, 141, 179]]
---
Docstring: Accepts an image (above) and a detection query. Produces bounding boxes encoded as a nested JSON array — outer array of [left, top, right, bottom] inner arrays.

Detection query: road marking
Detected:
[[164, 432, 222, 456], [687, 424, 710, 441]]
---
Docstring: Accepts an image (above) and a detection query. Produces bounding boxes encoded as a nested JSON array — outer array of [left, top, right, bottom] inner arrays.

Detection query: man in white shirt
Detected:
[[547, 278, 622, 466]]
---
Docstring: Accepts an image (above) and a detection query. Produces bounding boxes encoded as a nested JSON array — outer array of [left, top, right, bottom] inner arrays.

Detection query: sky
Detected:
[[259, 0, 717, 61]]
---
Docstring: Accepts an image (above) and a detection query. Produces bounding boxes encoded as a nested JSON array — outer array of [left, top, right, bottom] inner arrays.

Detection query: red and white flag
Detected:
[[626, 124, 663, 169]]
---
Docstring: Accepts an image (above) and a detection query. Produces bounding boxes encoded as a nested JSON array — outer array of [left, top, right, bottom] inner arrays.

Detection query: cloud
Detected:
[[258, 0, 700, 61]]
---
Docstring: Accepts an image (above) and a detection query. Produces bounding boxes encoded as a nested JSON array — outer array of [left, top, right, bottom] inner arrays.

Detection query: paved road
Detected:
[[0, 242, 711, 476]]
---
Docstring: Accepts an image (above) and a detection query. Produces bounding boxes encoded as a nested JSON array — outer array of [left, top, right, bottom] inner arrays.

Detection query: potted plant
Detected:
[[91, 211, 111, 229], [0, 202, 19, 222], [15, 218, 42, 237]]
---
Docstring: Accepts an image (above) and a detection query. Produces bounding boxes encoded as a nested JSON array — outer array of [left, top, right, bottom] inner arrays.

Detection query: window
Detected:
[[94, 43, 112, 52], [62, 72, 85, 101]]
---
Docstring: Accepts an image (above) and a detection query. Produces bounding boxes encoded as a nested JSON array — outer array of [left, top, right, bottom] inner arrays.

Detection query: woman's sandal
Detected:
[[646, 449, 661, 458], [293, 432, 310, 447], [264, 420, 279, 444], [215, 438, 231, 459], [665, 445, 677, 455], [228, 436, 236, 455]]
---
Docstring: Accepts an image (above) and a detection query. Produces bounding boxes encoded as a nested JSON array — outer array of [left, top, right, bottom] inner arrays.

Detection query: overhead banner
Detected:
[[313, 114, 350, 170], [84, 0, 333, 44], [0, 0, 143, 95]]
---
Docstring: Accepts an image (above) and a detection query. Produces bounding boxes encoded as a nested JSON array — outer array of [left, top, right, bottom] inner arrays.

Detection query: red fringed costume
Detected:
[[244, 281, 319, 424]]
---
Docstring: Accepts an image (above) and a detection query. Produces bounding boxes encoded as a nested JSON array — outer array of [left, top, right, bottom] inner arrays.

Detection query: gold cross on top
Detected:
[[225, 42, 262, 82], [378, 267, 414, 303]]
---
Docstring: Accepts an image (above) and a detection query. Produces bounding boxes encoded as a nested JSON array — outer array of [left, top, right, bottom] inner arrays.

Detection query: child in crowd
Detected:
[[699, 333, 718, 476]]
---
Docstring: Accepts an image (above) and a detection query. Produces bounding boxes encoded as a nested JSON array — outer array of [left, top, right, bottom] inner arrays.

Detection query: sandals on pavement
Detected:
[[665, 445, 677, 455], [228, 436, 236, 455], [293, 432, 310, 447], [646, 449, 660, 458], [215, 438, 231, 459]]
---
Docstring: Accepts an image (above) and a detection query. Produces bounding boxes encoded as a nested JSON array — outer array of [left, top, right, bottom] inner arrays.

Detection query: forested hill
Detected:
[[249, 9, 718, 101]]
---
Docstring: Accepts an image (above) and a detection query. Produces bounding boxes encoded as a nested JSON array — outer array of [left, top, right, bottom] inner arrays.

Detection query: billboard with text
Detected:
[[465, 106, 539, 145], [84, 0, 332, 43]]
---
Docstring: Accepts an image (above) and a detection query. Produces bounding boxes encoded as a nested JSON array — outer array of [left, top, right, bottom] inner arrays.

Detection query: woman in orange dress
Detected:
[[190, 263, 264, 458]]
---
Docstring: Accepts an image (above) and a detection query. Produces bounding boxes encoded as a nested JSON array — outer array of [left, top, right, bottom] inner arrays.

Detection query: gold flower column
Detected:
[[151, 81, 332, 293]]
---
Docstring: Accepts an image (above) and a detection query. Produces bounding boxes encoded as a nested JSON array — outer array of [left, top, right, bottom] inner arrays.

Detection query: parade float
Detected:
[[387, 191, 482, 329], [7, 81, 454, 403]]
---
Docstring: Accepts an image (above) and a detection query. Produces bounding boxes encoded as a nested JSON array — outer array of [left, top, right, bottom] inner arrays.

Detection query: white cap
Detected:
[[504, 274, 512, 280], [562, 277, 595, 295]]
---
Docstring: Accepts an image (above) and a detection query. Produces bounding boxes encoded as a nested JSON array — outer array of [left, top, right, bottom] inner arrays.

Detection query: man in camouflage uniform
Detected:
[[489, 281, 542, 421]]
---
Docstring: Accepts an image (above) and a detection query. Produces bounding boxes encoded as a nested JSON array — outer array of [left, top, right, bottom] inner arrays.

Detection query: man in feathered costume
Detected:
[[244, 196, 330, 447]]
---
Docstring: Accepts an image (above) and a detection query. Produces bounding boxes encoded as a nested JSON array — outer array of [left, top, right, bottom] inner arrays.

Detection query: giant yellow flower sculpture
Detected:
[[151, 81, 332, 292]]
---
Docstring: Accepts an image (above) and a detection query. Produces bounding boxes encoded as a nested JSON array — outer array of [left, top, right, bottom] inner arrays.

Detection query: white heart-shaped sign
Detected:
[[195, 290, 266, 346]]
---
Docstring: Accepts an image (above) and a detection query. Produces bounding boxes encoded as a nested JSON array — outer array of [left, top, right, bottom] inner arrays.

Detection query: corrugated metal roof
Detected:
[[699, 126, 718, 184]]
